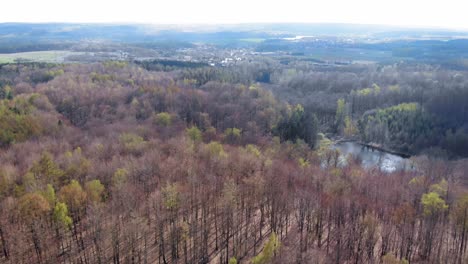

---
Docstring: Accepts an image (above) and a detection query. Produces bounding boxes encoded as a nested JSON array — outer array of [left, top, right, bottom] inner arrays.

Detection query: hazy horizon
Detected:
[[2, 0, 468, 30], [0, 21, 466, 32]]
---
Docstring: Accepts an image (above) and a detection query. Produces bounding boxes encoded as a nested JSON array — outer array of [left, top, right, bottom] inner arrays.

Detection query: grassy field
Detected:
[[0, 50, 78, 63], [240, 38, 265, 43]]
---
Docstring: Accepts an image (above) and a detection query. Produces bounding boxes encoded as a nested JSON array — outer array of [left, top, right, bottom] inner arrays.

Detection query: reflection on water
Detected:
[[332, 142, 411, 172]]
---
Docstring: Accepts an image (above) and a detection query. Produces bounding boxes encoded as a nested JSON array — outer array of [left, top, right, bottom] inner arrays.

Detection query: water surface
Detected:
[[332, 141, 411, 172]]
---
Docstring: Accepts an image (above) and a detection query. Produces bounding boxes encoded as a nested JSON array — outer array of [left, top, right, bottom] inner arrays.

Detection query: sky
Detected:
[[2, 0, 468, 30]]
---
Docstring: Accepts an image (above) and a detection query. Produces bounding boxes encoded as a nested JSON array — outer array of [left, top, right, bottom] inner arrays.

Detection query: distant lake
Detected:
[[332, 141, 412, 173]]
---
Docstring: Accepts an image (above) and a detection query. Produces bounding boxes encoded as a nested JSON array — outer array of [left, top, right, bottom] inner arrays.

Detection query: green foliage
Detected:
[[58, 180, 87, 212], [31, 152, 64, 186], [45, 69, 64, 79], [356, 83, 381, 97], [276, 104, 318, 148], [0, 99, 41, 146], [344, 116, 358, 137], [90, 72, 114, 82], [6, 96, 37, 118], [298, 157, 310, 168], [335, 98, 346, 133], [0, 85, 12, 100], [64, 147, 91, 180], [206, 141, 227, 158], [85, 179, 105, 203], [318, 145, 341, 169], [153, 112, 172, 126], [356, 87, 373, 96], [316, 133, 332, 152], [42, 184, 56, 206], [28, 93, 54, 111], [421, 192, 448, 216], [186, 126, 202, 142], [245, 144, 261, 157], [372, 83, 381, 93], [162, 183, 179, 210], [443, 128, 468, 157], [228, 257, 238, 264], [358, 103, 435, 153], [53, 202, 72, 228], [22, 172, 37, 192], [251, 232, 280, 264], [429, 179, 448, 197], [112, 168, 128, 188], [409, 175, 426, 187], [119, 133, 146, 153], [224, 127, 242, 144], [103, 61, 128, 68], [388, 84, 400, 92], [13, 183, 26, 197], [119, 133, 145, 146]]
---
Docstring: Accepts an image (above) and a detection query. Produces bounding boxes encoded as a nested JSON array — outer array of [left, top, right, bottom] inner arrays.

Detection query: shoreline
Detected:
[[333, 138, 411, 158]]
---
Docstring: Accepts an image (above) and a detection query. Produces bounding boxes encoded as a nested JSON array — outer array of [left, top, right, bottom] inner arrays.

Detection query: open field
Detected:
[[240, 38, 266, 43], [0, 50, 81, 63]]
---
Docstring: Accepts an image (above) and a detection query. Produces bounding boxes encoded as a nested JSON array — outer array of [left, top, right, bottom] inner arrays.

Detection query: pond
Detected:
[[331, 141, 412, 173]]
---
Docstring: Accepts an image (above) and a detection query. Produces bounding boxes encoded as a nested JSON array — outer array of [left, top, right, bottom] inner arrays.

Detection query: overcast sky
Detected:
[[2, 0, 467, 30]]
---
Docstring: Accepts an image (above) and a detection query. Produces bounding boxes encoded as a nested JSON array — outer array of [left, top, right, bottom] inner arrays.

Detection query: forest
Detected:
[[0, 57, 467, 264]]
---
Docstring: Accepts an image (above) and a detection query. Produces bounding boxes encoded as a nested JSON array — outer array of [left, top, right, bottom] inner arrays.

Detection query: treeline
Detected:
[[0, 62, 467, 264], [0, 42, 71, 54], [174, 60, 468, 157], [254, 38, 468, 66], [135, 60, 209, 72]]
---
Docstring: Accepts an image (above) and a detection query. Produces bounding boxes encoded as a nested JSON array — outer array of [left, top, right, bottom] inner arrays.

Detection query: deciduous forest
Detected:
[[0, 58, 467, 264]]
